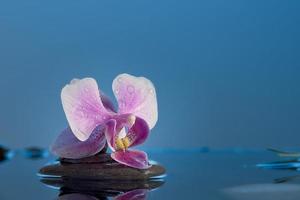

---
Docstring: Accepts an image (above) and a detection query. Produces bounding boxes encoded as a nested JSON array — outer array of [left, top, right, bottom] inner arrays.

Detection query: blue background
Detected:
[[0, 0, 299, 149]]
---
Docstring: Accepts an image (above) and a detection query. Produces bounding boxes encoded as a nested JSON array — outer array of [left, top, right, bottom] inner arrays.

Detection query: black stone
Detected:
[[39, 153, 166, 180], [60, 153, 113, 164]]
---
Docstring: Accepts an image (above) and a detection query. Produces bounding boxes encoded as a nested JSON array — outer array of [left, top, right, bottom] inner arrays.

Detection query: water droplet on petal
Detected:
[[80, 111, 85, 117], [117, 77, 122, 83], [127, 85, 135, 94], [114, 89, 119, 94], [119, 100, 126, 108], [149, 89, 154, 94]]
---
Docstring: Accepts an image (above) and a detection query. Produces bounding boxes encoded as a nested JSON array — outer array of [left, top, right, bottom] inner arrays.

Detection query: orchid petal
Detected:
[[127, 117, 149, 148], [111, 150, 151, 169], [61, 78, 111, 141], [100, 92, 117, 112], [105, 119, 117, 151], [50, 126, 106, 159], [112, 74, 158, 129], [114, 189, 148, 200]]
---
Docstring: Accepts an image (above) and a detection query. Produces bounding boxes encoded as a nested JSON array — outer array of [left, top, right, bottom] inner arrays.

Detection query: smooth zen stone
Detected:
[[39, 153, 166, 180], [60, 153, 113, 164]]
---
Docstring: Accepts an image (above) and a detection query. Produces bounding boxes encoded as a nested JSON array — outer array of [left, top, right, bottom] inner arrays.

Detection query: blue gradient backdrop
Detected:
[[0, 0, 299, 149]]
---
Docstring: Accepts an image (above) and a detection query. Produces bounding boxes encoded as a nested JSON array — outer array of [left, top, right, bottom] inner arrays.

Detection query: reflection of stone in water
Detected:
[[58, 193, 99, 200], [41, 176, 163, 200], [0, 145, 14, 163], [223, 183, 300, 200], [41, 177, 164, 193], [38, 153, 166, 180]]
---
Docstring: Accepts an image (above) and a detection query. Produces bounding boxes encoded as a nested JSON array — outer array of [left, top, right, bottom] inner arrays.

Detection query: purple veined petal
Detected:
[[100, 92, 117, 113], [114, 189, 148, 200], [127, 116, 149, 148], [112, 74, 158, 129], [50, 126, 106, 159], [105, 119, 118, 151], [61, 78, 112, 141], [111, 150, 151, 169], [112, 114, 136, 130], [58, 193, 98, 200]]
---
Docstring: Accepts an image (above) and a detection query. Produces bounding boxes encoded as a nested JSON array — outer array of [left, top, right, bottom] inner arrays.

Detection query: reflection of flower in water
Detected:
[[58, 189, 148, 200], [114, 189, 148, 200]]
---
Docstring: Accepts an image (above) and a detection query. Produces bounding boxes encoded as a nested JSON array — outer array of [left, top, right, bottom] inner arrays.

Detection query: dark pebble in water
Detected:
[[22, 147, 49, 159], [0, 145, 14, 162], [39, 153, 166, 180]]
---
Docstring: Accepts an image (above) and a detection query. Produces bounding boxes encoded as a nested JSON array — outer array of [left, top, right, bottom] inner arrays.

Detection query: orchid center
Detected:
[[115, 127, 131, 151], [115, 114, 136, 151], [116, 136, 130, 150]]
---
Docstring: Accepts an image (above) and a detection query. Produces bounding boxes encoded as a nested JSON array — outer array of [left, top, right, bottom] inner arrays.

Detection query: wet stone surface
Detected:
[[60, 153, 113, 164], [39, 153, 166, 180]]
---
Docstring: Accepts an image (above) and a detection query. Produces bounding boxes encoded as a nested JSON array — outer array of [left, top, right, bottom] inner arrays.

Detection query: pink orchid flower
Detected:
[[51, 74, 158, 169]]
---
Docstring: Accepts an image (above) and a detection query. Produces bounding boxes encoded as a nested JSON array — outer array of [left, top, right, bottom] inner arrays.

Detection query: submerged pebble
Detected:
[[22, 146, 49, 159], [0, 145, 14, 162]]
